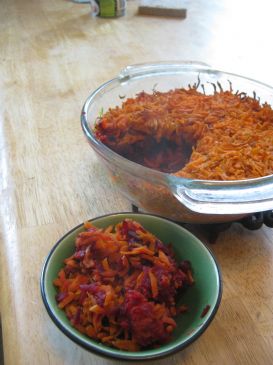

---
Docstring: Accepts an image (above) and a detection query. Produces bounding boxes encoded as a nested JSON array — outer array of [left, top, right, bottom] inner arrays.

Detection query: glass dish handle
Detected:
[[171, 177, 273, 215], [119, 61, 211, 81]]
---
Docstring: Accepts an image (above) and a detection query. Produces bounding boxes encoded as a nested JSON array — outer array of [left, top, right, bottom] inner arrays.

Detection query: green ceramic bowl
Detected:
[[40, 213, 222, 360]]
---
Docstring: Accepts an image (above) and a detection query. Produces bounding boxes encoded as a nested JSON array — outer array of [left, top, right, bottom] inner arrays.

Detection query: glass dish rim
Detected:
[[81, 62, 273, 188]]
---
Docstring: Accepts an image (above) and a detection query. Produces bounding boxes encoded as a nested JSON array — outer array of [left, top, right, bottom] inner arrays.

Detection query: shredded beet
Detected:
[[200, 305, 211, 318]]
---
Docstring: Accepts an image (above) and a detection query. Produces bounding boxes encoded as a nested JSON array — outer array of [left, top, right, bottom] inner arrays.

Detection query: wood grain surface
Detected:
[[1, 0, 273, 364]]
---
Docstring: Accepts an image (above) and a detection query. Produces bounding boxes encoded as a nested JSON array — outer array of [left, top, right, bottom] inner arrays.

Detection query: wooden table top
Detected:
[[1, 0, 273, 364]]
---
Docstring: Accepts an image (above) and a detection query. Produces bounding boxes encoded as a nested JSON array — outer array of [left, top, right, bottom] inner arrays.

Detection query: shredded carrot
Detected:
[[148, 270, 159, 299], [112, 340, 140, 352], [135, 272, 144, 289], [122, 246, 154, 256], [53, 219, 194, 351], [162, 316, 177, 327], [84, 221, 93, 229], [187, 270, 195, 285], [102, 257, 110, 271], [89, 305, 104, 314], [95, 87, 273, 180], [158, 250, 171, 266]]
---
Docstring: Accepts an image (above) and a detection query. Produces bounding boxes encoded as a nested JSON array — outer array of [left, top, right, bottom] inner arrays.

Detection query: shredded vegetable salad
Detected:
[[54, 219, 194, 351]]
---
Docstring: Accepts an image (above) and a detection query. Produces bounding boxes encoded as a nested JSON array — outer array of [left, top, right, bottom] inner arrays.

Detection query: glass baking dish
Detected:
[[81, 61, 273, 223]]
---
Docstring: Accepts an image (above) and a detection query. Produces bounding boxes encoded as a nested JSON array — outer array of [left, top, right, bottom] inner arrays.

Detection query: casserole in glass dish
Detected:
[[81, 61, 273, 223]]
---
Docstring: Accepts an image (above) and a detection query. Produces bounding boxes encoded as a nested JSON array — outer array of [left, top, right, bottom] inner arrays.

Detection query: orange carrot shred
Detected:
[[148, 270, 159, 298]]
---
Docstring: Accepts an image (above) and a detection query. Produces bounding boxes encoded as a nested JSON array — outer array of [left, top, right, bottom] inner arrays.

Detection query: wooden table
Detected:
[[1, 0, 273, 364]]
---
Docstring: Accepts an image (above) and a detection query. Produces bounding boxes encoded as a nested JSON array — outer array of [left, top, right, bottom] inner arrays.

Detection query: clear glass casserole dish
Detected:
[[81, 61, 273, 223]]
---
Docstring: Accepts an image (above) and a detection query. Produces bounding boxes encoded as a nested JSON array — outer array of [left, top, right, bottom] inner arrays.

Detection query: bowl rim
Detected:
[[40, 212, 222, 360]]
